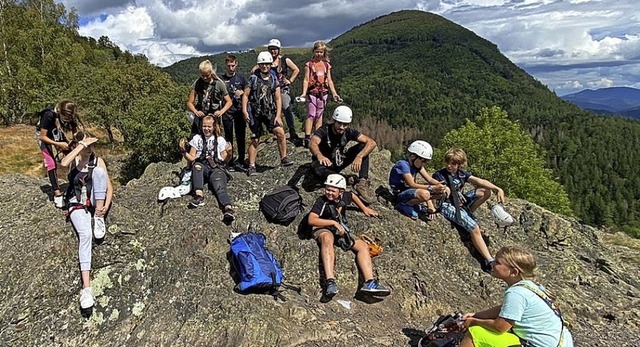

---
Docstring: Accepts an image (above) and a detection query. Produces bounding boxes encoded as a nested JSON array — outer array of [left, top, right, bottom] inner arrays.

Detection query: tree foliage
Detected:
[[436, 106, 573, 215]]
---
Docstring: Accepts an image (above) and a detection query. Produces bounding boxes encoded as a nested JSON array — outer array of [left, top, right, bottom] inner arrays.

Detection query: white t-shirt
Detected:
[[189, 134, 227, 163]]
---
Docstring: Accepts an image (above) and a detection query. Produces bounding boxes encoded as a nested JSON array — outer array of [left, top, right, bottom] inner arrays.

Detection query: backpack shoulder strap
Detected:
[[85, 154, 98, 206], [513, 281, 566, 347]]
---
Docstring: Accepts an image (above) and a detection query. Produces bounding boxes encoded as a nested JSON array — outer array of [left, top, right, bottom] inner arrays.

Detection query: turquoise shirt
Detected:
[[500, 280, 574, 347]]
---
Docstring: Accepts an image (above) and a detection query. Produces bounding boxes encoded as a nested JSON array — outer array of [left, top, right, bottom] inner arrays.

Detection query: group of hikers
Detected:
[[35, 38, 573, 347]]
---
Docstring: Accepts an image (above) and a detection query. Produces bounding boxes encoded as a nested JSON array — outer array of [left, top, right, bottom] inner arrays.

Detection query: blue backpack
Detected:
[[229, 231, 300, 300]]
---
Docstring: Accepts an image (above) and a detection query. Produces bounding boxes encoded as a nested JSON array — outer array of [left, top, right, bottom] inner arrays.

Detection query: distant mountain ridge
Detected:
[[561, 87, 640, 117]]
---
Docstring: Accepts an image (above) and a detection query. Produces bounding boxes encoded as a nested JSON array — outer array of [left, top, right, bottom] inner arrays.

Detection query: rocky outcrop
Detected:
[[1, 137, 639, 346]]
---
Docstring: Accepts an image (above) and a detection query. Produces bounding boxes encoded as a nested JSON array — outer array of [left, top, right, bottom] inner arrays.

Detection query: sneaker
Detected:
[[324, 279, 338, 298], [353, 179, 376, 205], [54, 195, 64, 208], [482, 259, 495, 273], [222, 206, 235, 225], [247, 166, 257, 177], [303, 137, 310, 148], [79, 287, 94, 309], [189, 195, 205, 208], [414, 204, 428, 215], [360, 279, 391, 296], [94, 216, 106, 239], [280, 156, 294, 167]]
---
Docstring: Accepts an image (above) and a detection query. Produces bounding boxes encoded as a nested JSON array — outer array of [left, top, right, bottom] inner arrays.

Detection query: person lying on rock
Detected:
[[60, 131, 113, 310], [388, 140, 449, 220], [460, 246, 574, 347], [307, 173, 391, 299], [433, 147, 504, 272], [182, 115, 236, 225]]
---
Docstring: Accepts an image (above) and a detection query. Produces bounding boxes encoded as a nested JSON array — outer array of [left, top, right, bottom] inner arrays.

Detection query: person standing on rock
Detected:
[[388, 140, 449, 220], [242, 51, 294, 177], [308, 105, 377, 204], [36, 100, 80, 208], [186, 60, 232, 138], [60, 131, 113, 310], [252, 38, 301, 144], [299, 41, 341, 148], [460, 246, 574, 347], [220, 54, 249, 171], [307, 174, 390, 299]]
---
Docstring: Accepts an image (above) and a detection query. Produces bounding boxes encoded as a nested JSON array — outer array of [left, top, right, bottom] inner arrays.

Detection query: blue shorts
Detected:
[[439, 190, 479, 233], [395, 188, 418, 203]]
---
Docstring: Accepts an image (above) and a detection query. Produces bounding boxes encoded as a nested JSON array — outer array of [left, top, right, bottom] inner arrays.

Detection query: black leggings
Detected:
[[311, 143, 369, 180], [222, 110, 247, 162]]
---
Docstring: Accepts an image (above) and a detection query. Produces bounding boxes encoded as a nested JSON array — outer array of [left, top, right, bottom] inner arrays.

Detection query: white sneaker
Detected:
[[79, 287, 94, 309], [94, 217, 106, 239], [54, 195, 64, 208]]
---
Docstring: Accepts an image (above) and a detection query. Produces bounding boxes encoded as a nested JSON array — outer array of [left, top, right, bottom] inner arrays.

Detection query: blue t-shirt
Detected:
[[433, 168, 473, 204], [500, 280, 573, 347], [388, 159, 419, 192]]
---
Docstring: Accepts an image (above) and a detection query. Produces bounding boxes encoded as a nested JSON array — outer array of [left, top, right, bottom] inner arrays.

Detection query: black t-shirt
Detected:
[[309, 192, 353, 223], [37, 108, 77, 141], [312, 124, 361, 159], [221, 73, 247, 113]]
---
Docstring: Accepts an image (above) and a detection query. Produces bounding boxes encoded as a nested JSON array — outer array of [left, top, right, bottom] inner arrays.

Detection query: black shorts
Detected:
[[249, 112, 281, 139]]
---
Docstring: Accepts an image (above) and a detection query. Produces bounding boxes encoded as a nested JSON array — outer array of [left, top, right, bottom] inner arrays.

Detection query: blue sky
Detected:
[[58, 0, 640, 96]]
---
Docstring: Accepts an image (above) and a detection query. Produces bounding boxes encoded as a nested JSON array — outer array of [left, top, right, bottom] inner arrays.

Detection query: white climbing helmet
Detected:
[[324, 174, 347, 190], [158, 186, 181, 201], [267, 38, 281, 48], [257, 51, 273, 64], [407, 140, 433, 160], [491, 204, 515, 226], [332, 105, 353, 123]]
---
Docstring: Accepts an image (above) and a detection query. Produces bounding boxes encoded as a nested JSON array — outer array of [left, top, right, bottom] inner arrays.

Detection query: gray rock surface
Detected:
[[1, 137, 639, 346]]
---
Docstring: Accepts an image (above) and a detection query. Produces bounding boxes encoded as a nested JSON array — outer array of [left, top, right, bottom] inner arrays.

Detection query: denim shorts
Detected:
[[395, 188, 418, 203], [439, 190, 479, 233]]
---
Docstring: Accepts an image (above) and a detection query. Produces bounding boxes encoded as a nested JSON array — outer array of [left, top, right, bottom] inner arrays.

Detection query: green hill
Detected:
[[165, 10, 640, 235]]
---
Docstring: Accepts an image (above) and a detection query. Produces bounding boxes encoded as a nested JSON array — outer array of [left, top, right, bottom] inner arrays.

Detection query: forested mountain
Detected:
[[562, 87, 640, 114], [165, 11, 640, 236]]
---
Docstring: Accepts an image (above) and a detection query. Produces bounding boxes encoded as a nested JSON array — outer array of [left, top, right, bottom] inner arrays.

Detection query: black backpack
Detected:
[[259, 185, 303, 226]]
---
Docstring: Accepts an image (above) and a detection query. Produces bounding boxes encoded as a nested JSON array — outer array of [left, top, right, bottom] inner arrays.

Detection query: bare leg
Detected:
[[317, 231, 336, 280], [459, 333, 475, 347], [469, 188, 491, 212], [470, 226, 492, 261], [248, 139, 259, 166], [273, 127, 287, 159], [352, 239, 374, 281]]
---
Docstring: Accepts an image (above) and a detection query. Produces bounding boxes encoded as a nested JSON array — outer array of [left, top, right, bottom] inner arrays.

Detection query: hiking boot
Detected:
[[54, 195, 64, 209], [281, 156, 294, 167], [353, 179, 376, 205], [482, 259, 495, 273], [189, 195, 205, 208], [79, 287, 94, 309], [303, 137, 310, 148], [94, 216, 106, 239], [222, 206, 236, 225], [324, 279, 338, 298], [360, 279, 391, 296], [247, 165, 257, 177]]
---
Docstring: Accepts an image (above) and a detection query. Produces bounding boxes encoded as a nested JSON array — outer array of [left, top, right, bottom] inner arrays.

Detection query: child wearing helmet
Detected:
[[299, 41, 341, 147], [432, 148, 505, 272], [460, 246, 574, 347], [308, 105, 377, 204], [186, 60, 232, 138], [307, 173, 391, 299], [242, 51, 294, 176], [388, 140, 449, 220], [251, 39, 301, 143]]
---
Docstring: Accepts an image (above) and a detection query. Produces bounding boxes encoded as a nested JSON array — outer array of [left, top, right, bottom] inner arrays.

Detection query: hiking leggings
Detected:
[[281, 90, 296, 133], [192, 163, 232, 208], [40, 144, 60, 191], [69, 166, 108, 272], [311, 143, 369, 180], [222, 110, 247, 162]]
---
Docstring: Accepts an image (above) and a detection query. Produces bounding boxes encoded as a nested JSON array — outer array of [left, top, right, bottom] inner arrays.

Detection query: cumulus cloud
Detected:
[[58, 0, 640, 95]]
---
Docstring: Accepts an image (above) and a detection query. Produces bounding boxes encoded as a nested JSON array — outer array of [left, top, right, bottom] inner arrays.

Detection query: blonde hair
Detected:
[[198, 60, 219, 79], [201, 115, 222, 137], [312, 41, 330, 61], [496, 246, 537, 280], [444, 148, 467, 166]]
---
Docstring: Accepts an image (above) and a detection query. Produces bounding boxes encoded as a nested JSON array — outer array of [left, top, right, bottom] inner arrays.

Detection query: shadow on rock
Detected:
[[402, 327, 426, 347]]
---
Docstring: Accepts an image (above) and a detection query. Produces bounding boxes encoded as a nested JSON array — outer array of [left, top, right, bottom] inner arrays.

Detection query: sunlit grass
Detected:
[[0, 124, 128, 177]]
